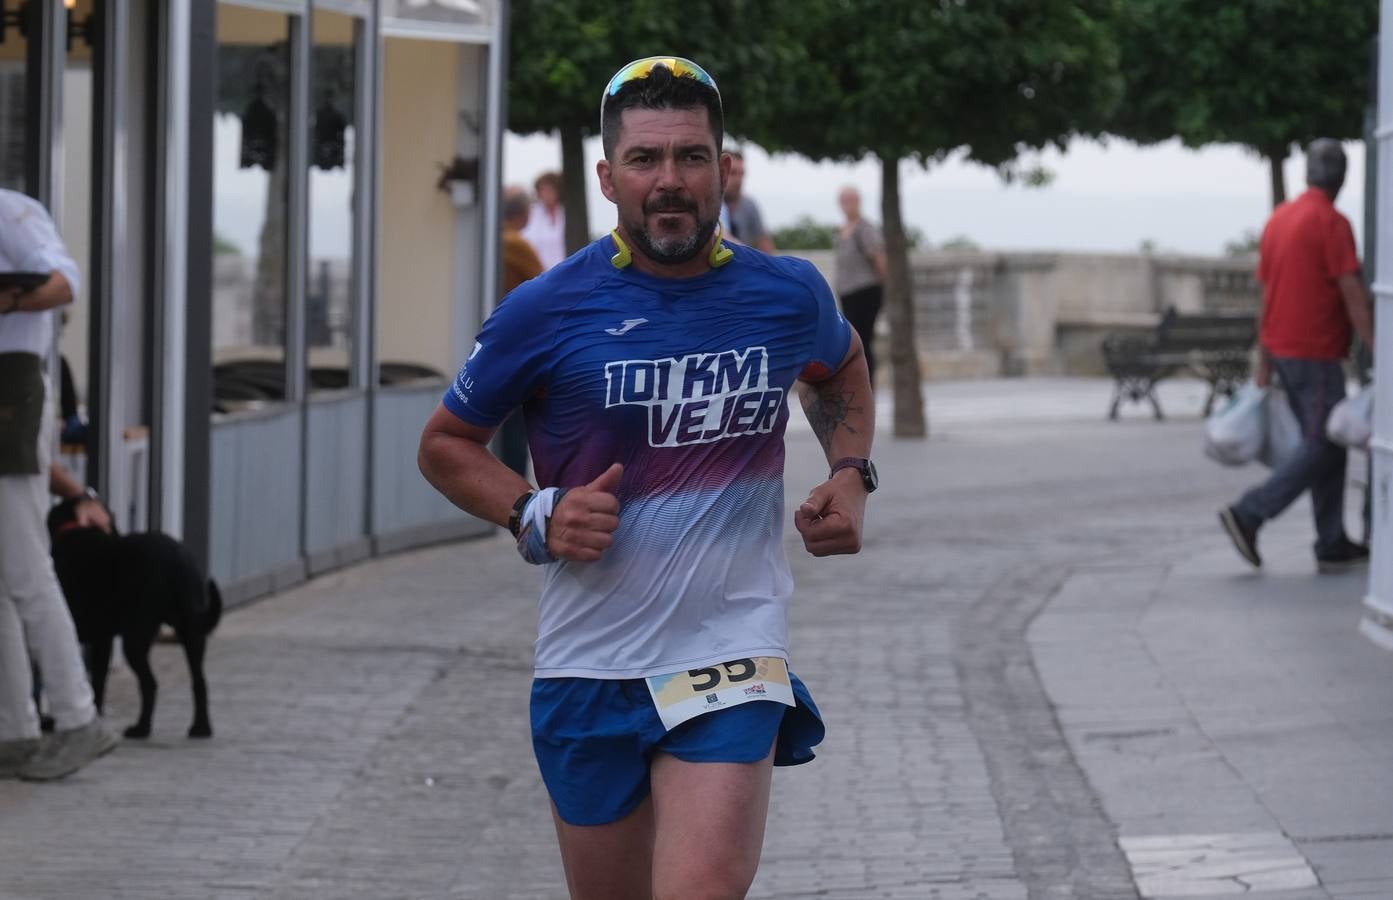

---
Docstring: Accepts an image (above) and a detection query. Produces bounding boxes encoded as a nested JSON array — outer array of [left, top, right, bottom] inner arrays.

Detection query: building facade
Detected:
[[1364, 1, 1393, 647], [7, 0, 505, 605]]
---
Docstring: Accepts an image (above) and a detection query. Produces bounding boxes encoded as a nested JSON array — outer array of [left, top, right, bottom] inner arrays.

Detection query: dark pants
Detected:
[[1234, 358, 1349, 554], [839, 284, 882, 389]]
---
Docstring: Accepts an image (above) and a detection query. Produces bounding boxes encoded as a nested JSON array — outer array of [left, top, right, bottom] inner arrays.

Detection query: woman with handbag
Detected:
[[833, 186, 888, 390]]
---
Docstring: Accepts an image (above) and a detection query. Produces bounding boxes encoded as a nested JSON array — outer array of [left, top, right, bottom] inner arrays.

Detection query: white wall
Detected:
[[377, 37, 463, 377], [1363, 0, 1393, 647], [58, 68, 92, 406]]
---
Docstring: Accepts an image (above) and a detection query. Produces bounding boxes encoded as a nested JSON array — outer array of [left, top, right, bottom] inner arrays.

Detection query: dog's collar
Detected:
[[53, 521, 87, 538]]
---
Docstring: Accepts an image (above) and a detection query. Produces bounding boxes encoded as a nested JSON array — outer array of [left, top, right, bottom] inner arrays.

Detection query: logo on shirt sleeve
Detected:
[[603, 346, 785, 447], [451, 341, 484, 406]]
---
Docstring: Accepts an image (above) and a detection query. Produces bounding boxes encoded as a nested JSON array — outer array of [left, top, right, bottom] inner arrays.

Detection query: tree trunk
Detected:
[[1266, 146, 1288, 208], [880, 156, 927, 438], [560, 124, 590, 254], [253, 153, 288, 349]]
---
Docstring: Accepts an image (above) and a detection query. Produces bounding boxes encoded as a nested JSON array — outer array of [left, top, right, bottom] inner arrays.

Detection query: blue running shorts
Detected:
[[531, 671, 825, 826]]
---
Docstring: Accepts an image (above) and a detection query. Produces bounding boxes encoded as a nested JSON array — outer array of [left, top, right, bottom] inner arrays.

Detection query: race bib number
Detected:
[[645, 657, 795, 731]]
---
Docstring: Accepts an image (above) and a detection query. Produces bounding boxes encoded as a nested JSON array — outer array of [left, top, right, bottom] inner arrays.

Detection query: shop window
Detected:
[[0, 0, 35, 192], [56, 0, 95, 453], [307, 8, 358, 393], [0, 67, 22, 192], [212, 4, 291, 410]]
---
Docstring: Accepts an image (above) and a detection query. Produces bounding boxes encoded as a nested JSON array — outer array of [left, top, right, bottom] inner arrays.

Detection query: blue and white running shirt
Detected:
[[443, 236, 852, 679]]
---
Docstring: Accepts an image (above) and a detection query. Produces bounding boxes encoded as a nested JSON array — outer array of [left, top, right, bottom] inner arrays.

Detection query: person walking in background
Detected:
[[521, 171, 567, 271], [0, 188, 119, 781], [503, 184, 545, 292], [834, 185, 887, 390], [722, 149, 776, 253], [1219, 139, 1376, 574], [495, 184, 546, 477]]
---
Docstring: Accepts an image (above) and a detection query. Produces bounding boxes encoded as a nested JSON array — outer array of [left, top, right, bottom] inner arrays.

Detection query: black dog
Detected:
[[47, 499, 222, 739]]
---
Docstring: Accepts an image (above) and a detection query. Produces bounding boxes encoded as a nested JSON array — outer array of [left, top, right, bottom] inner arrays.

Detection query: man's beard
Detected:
[[627, 195, 718, 266]]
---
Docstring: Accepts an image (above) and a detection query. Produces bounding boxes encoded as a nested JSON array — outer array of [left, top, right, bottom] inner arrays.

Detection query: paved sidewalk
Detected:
[[1030, 530, 1392, 899], [0, 378, 1387, 900]]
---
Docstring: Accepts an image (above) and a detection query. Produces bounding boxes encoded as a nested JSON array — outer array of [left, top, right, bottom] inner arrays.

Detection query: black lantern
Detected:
[[239, 83, 278, 171], [0, 0, 27, 45], [0, 2, 96, 49], [311, 93, 347, 171]]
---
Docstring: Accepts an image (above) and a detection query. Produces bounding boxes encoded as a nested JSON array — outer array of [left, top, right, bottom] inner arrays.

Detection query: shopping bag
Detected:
[[1327, 383, 1374, 449], [1204, 382, 1267, 466], [1258, 389, 1303, 469]]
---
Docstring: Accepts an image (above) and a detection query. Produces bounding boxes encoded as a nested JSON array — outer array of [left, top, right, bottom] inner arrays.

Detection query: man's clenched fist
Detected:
[[548, 463, 623, 562], [794, 469, 867, 557]]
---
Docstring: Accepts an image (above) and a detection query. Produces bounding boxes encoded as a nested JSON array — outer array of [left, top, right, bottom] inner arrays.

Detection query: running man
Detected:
[[419, 56, 877, 899]]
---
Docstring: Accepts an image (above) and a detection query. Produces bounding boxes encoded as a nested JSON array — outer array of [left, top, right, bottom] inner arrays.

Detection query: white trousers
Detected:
[[0, 379, 95, 739]]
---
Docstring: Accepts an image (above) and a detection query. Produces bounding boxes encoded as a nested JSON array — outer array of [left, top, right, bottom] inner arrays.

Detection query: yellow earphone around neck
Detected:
[[609, 227, 733, 270]]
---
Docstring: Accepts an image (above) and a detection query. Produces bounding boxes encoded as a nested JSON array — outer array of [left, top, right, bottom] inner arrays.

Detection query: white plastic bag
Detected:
[[1205, 383, 1267, 466], [1327, 384, 1374, 449], [1259, 390, 1302, 469]]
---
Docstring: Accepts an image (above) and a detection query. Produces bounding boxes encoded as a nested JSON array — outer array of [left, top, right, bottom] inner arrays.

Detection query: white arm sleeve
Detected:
[[0, 192, 81, 298]]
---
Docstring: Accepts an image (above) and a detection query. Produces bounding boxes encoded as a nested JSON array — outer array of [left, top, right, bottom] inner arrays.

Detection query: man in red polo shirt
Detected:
[[1220, 139, 1376, 573]]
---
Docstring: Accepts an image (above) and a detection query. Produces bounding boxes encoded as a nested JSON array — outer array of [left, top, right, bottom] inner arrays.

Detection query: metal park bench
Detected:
[[1102, 308, 1256, 420]]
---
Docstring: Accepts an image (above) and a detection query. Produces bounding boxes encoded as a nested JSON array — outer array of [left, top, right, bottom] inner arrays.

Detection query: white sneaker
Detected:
[[0, 737, 40, 778], [18, 718, 119, 781]]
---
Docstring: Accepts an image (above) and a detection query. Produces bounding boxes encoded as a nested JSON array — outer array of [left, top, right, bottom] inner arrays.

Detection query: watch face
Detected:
[[862, 459, 879, 492]]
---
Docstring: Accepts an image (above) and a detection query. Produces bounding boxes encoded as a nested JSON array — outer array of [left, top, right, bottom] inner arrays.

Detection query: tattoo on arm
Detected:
[[801, 385, 860, 454]]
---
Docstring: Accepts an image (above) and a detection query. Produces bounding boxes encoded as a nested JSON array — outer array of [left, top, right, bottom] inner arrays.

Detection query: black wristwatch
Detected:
[[507, 490, 535, 538], [829, 457, 878, 493]]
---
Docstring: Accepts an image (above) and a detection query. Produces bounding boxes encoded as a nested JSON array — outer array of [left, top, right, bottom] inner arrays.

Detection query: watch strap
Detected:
[[829, 457, 869, 478], [507, 490, 535, 538]]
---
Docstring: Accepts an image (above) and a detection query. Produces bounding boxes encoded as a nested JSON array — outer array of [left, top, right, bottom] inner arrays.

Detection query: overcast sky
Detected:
[[503, 132, 1369, 258], [213, 120, 1369, 261]]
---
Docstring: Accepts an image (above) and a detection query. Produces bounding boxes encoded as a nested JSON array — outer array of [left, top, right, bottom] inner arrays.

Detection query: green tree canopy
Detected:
[[771, 216, 838, 251], [1112, 0, 1378, 206], [938, 235, 980, 252], [735, 0, 1123, 436], [1224, 229, 1260, 258], [737, 2, 1121, 168], [770, 218, 927, 251]]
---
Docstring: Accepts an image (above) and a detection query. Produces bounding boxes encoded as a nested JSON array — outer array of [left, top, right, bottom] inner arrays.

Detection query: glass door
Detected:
[[302, 4, 371, 570], [56, 0, 95, 484], [0, 0, 31, 193]]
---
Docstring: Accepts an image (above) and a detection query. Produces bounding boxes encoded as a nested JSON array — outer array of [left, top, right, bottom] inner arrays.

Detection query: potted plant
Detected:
[[436, 155, 478, 208]]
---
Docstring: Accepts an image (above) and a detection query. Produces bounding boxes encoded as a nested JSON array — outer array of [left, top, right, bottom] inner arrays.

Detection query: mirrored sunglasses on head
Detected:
[[600, 56, 721, 117]]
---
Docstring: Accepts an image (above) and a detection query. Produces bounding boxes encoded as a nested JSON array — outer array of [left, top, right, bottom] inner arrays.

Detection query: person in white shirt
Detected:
[[520, 171, 567, 270], [0, 188, 118, 781]]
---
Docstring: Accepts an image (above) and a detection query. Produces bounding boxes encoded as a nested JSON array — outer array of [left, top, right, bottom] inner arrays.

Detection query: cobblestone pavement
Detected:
[[0, 378, 1388, 900]]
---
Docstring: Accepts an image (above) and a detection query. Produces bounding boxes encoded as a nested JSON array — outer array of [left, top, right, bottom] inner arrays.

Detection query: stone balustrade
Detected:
[[798, 249, 1260, 378]]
